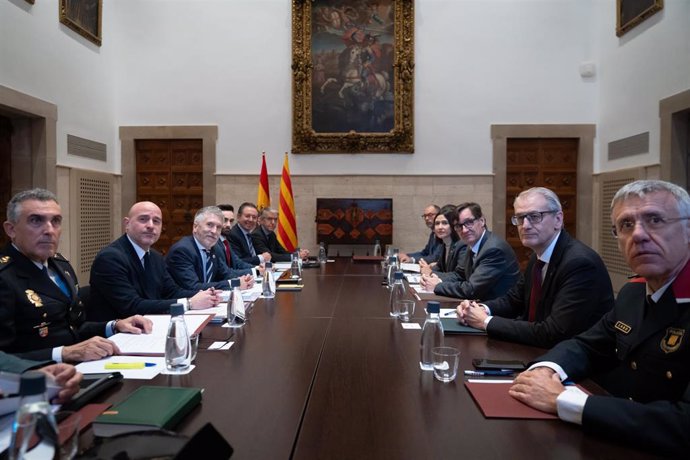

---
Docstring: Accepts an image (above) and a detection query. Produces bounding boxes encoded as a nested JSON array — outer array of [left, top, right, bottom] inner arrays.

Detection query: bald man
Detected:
[[87, 201, 220, 321]]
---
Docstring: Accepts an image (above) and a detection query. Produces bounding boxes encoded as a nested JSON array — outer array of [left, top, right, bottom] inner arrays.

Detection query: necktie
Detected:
[[44, 266, 70, 298], [528, 259, 546, 322], [204, 250, 214, 283], [223, 239, 232, 265], [142, 252, 157, 298], [246, 233, 257, 257], [466, 251, 475, 277]]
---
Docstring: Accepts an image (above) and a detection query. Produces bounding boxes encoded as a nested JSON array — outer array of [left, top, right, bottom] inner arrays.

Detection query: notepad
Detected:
[[93, 386, 202, 437]]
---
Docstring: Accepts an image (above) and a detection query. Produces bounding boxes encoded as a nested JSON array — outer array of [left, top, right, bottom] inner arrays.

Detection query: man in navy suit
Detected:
[[399, 204, 442, 264], [216, 203, 261, 276], [510, 180, 690, 456], [166, 206, 254, 290], [458, 187, 613, 348], [252, 207, 309, 262], [88, 201, 220, 321], [229, 202, 272, 266], [0, 189, 151, 363], [421, 202, 520, 301]]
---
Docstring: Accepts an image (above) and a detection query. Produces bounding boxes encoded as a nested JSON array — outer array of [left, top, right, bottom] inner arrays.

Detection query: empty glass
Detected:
[[396, 300, 415, 322], [432, 347, 460, 383]]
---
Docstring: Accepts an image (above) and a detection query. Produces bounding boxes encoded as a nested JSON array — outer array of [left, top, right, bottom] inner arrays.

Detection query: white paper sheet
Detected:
[[108, 314, 211, 355], [75, 356, 166, 380], [400, 263, 420, 273]]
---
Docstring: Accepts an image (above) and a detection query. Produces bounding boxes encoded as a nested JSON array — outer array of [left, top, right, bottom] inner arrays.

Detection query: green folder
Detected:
[[440, 318, 487, 335], [93, 385, 202, 437]]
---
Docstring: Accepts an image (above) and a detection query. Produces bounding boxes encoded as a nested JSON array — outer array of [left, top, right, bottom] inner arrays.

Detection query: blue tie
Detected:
[[246, 233, 257, 257], [45, 266, 70, 298], [204, 250, 214, 283]]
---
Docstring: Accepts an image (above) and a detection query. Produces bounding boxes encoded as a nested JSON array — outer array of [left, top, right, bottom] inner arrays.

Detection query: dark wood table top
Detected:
[[94, 257, 656, 459]]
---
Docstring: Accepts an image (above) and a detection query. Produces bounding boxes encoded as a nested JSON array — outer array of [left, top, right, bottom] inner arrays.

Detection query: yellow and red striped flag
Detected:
[[276, 152, 297, 252], [257, 152, 270, 211]]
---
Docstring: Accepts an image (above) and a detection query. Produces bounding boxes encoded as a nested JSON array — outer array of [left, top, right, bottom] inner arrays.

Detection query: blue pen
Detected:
[[464, 370, 515, 377]]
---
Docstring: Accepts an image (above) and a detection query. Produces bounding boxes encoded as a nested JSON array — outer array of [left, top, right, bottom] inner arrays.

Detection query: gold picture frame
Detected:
[[291, 0, 414, 154], [59, 0, 102, 46], [616, 0, 663, 37]]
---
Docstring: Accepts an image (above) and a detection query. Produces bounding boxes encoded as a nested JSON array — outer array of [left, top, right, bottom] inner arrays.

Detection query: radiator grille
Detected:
[[599, 175, 636, 276], [76, 175, 113, 281]]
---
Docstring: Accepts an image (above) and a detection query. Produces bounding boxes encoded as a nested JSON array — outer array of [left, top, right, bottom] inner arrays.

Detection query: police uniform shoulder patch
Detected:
[[0, 255, 12, 271], [660, 327, 684, 354], [614, 321, 632, 334]]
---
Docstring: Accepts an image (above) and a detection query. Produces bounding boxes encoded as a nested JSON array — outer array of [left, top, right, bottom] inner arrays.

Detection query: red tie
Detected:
[[528, 259, 546, 322], [223, 240, 232, 265]]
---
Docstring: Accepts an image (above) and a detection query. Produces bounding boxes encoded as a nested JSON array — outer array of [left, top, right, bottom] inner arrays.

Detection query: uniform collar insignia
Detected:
[[26, 289, 43, 307], [614, 321, 632, 334], [0, 256, 10, 264], [660, 327, 684, 354]]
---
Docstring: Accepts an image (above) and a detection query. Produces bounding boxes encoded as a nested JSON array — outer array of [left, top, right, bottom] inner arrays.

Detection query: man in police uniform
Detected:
[[0, 189, 151, 363], [510, 180, 690, 456]]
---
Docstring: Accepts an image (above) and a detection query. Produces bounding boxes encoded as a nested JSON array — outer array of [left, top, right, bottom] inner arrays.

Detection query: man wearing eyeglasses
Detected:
[[399, 204, 442, 264], [457, 187, 613, 348], [421, 202, 520, 300], [510, 180, 690, 456], [252, 207, 309, 262]]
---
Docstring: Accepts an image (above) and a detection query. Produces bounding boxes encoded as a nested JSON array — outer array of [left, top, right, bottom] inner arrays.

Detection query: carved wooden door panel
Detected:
[[135, 139, 203, 255], [505, 138, 578, 271], [0, 116, 12, 249]]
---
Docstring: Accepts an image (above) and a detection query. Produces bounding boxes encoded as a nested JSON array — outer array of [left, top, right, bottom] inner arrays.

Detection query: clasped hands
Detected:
[[455, 299, 489, 330]]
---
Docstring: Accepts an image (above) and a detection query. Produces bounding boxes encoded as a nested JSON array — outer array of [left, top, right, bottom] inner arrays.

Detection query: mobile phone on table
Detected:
[[472, 358, 526, 371]]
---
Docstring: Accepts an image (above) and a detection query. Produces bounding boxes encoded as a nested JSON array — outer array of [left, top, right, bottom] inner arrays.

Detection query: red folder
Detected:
[[465, 381, 558, 419]]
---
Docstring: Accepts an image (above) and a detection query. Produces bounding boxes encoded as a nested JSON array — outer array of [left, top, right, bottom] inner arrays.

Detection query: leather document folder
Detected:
[[465, 380, 558, 419], [93, 386, 202, 437]]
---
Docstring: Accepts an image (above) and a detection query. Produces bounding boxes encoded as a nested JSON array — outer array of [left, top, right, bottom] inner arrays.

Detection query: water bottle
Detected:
[[262, 262, 275, 298], [165, 303, 191, 373], [10, 371, 58, 460], [389, 271, 406, 317], [291, 251, 302, 278], [373, 239, 382, 257], [318, 242, 327, 264], [386, 256, 397, 286], [228, 277, 246, 325], [420, 301, 444, 370]]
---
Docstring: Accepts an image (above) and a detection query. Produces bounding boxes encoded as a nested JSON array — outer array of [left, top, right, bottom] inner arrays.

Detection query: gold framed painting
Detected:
[[59, 0, 102, 46], [291, 0, 414, 153], [616, 0, 663, 37]]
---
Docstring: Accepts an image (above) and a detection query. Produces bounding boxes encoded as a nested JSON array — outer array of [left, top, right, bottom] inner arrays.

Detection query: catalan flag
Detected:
[[257, 152, 270, 211], [276, 153, 297, 252]]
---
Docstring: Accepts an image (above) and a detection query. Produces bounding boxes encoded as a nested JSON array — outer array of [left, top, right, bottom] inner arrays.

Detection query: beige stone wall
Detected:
[[217, 175, 494, 254]]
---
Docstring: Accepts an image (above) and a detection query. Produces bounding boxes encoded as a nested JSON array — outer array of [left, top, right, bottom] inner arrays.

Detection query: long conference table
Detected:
[[96, 258, 656, 459]]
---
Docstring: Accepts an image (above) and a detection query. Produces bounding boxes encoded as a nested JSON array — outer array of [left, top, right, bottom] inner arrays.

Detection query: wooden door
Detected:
[[135, 139, 203, 255], [505, 138, 578, 271], [0, 116, 13, 249]]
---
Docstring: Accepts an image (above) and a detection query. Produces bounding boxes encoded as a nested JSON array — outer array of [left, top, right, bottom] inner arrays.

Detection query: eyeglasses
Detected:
[[611, 214, 690, 237], [453, 218, 479, 230], [511, 210, 557, 226], [421, 213, 436, 219]]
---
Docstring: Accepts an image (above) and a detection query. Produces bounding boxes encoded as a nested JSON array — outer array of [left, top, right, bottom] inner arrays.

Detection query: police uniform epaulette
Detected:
[[0, 255, 13, 271]]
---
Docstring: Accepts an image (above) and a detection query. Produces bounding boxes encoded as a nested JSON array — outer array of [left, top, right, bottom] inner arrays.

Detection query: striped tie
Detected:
[[204, 249, 214, 283]]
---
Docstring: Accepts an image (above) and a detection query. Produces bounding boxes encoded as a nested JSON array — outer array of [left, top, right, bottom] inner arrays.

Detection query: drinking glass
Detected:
[[432, 347, 460, 383], [396, 300, 415, 322], [189, 333, 200, 362]]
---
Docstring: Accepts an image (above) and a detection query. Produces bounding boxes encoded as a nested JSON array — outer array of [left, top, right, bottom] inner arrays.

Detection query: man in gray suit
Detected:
[[421, 202, 520, 300]]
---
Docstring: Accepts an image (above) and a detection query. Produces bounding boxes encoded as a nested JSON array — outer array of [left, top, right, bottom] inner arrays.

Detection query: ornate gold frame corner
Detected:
[[616, 0, 663, 37], [59, 0, 103, 47], [292, 0, 414, 154]]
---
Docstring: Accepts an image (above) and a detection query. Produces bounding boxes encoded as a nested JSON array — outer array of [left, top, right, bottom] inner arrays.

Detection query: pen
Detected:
[[464, 370, 515, 377], [443, 311, 457, 317], [104, 362, 157, 370]]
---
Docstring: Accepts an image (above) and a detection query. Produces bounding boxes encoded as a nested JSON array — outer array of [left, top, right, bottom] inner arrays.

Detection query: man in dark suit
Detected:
[[216, 203, 261, 275], [252, 207, 309, 262], [166, 206, 254, 290], [229, 202, 272, 266], [458, 187, 613, 348], [421, 202, 520, 301], [400, 204, 442, 264], [510, 180, 690, 456], [0, 189, 151, 363], [88, 201, 220, 321]]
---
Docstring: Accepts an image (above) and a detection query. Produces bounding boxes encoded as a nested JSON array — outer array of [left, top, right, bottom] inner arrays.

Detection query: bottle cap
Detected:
[[264, 262, 273, 269], [427, 301, 440, 314], [18, 371, 46, 396], [230, 278, 241, 288], [394, 271, 404, 280], [388, 256, 396, 263], [170, 303, 184, 316]]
